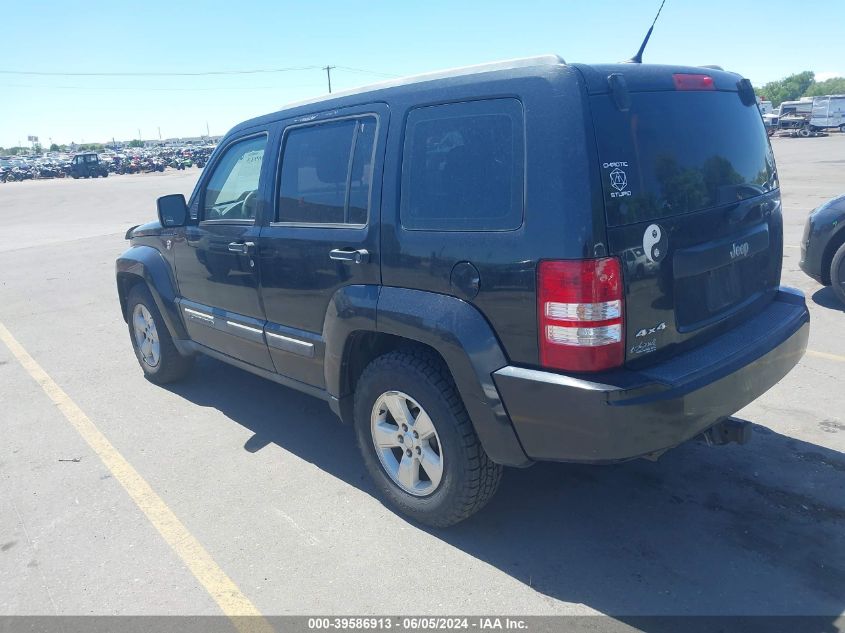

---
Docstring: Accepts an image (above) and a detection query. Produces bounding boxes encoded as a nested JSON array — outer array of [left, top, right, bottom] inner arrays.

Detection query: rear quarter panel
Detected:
[[379, 65, 601, 366]]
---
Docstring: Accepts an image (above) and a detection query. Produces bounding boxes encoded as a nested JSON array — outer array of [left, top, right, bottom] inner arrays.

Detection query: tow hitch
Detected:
[[701, 417, 753, 446]]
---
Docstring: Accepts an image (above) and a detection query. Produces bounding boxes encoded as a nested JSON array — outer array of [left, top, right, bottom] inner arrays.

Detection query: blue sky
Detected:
[[2, 0, 843, 147]]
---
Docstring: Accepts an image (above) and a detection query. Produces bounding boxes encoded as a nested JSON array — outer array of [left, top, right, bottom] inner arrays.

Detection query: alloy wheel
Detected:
[[132, 304, 161, 368], [370, 391, 444, 496]]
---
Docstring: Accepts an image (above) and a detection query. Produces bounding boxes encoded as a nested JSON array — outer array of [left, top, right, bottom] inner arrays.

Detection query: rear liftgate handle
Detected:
[[329, 248, 370, 264]]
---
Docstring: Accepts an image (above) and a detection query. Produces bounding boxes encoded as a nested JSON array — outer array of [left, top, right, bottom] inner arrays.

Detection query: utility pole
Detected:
[[158, 126, 162, 141], [206, 121, 210, 137], [323, 65, 335, 93]]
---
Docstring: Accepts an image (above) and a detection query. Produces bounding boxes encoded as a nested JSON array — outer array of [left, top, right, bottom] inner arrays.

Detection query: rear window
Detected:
[[592, 91, 777, 226]]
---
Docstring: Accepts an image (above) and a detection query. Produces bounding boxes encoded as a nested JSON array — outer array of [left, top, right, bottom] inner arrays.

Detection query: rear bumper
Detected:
[[494, 287, 809, 463]]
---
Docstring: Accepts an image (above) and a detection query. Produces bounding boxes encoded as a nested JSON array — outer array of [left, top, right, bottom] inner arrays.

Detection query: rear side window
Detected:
[[400, 98, 524, 232], [277, 116, 377, 225]]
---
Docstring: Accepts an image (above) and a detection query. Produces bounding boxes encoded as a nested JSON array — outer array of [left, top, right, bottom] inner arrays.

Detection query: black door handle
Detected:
[[329, 248, 370, 264]]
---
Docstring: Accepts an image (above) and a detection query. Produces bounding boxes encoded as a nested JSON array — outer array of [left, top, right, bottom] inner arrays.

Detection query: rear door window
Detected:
[[592, 91, 777, 226], [400, 98, 524, 232], [277, 116, 377, 225]]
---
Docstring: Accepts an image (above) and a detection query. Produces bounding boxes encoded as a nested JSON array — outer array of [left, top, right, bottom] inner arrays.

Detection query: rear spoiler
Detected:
[[571, 62, 750, 96]]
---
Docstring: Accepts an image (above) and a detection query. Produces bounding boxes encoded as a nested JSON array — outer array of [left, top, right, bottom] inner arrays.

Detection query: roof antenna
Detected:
[[626, 0, 667, 64]]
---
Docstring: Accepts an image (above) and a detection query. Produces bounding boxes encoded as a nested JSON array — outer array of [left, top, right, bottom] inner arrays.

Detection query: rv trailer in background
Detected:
[[810, 95, 845, 132]]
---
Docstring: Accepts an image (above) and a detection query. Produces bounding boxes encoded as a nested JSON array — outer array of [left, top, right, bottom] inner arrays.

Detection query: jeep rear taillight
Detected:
[[538, 258, 624, 372]]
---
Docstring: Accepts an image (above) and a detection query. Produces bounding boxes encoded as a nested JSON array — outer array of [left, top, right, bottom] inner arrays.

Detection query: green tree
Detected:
[[128, 139, 144, 148], [804, 77, 845, 97], [49, 143, 60, 152], [757, 71, 815, 106]]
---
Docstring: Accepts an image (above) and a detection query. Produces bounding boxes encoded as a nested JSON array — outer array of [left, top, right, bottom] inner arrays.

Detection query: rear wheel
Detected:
[[799, 126, 812, 137], [353, 350, 502, 527], [830, 242, 845, 306], [126, 284, 194, 383]]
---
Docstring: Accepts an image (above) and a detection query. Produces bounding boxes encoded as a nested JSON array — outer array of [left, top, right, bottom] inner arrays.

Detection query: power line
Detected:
[[0, 66, 322, 77], [0, 83, 314, 92], [0, 65, 400, 78], [335, 66, 400, 78]]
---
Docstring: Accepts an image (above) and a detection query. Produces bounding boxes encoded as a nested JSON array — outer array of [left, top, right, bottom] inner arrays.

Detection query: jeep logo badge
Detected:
[[730, 241, 750, 260]]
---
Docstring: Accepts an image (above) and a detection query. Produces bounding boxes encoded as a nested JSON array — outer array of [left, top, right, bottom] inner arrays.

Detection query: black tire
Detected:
[[353, 349, 502, 527], [126, 284, 194, 384], [831, 242, 845, 306]]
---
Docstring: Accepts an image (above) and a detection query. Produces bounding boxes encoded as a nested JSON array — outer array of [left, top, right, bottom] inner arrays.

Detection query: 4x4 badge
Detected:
[[635, 322, 666, 338]]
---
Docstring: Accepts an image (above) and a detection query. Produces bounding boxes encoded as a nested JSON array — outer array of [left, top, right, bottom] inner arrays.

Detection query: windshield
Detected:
[[592, 91, 777, 226]]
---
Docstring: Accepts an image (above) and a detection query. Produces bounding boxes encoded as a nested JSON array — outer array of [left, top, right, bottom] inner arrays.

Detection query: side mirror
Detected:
[[157, 194, 188, 227]]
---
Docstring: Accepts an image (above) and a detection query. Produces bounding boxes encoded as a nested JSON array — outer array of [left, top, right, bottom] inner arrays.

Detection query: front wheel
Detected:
[[830, 242, 845, 306], [354, 350, 502, 527], [126, 284, 194, 383]]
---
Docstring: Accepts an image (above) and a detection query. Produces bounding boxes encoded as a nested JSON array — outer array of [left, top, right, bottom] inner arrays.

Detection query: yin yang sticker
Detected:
[[643, 224, 668, 264]]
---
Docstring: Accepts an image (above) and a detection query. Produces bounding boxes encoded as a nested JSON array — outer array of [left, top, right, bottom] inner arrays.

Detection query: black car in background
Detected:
[[800, 193, 845, 304], [70, 152, 109, 178]]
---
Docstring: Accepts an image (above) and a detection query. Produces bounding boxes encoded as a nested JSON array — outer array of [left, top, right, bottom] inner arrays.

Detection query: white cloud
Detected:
[[816, 71, 844, 81]]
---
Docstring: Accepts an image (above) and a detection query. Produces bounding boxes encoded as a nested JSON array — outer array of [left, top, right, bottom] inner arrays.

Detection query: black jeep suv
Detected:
[[116, 56, 809, 526]]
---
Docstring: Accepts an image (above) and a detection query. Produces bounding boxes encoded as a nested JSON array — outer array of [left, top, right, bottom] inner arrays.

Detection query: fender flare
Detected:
[[115, 245, 188, 340], [323, 285, 531, 467], [323, 284, 380, 398]]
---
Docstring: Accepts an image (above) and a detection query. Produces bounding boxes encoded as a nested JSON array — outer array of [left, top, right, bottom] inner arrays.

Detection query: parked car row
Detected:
[[0, 146, 215, 183]]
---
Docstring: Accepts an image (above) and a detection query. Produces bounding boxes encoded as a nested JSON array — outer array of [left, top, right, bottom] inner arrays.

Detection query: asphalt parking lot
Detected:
[[1, 136, 843, 622]]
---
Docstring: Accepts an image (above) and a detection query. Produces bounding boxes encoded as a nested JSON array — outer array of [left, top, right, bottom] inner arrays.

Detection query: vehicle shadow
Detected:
[[165, 356, 845, 622], [812, 286, 845, 312]]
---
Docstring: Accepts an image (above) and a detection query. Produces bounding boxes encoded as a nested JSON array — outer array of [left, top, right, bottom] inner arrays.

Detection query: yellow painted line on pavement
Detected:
[[0, 320, 273, 633], [806, 349, 845, 363]]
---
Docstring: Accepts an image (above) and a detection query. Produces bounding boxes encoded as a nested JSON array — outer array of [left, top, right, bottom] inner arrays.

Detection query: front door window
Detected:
[[202, 136, 267, 222]]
